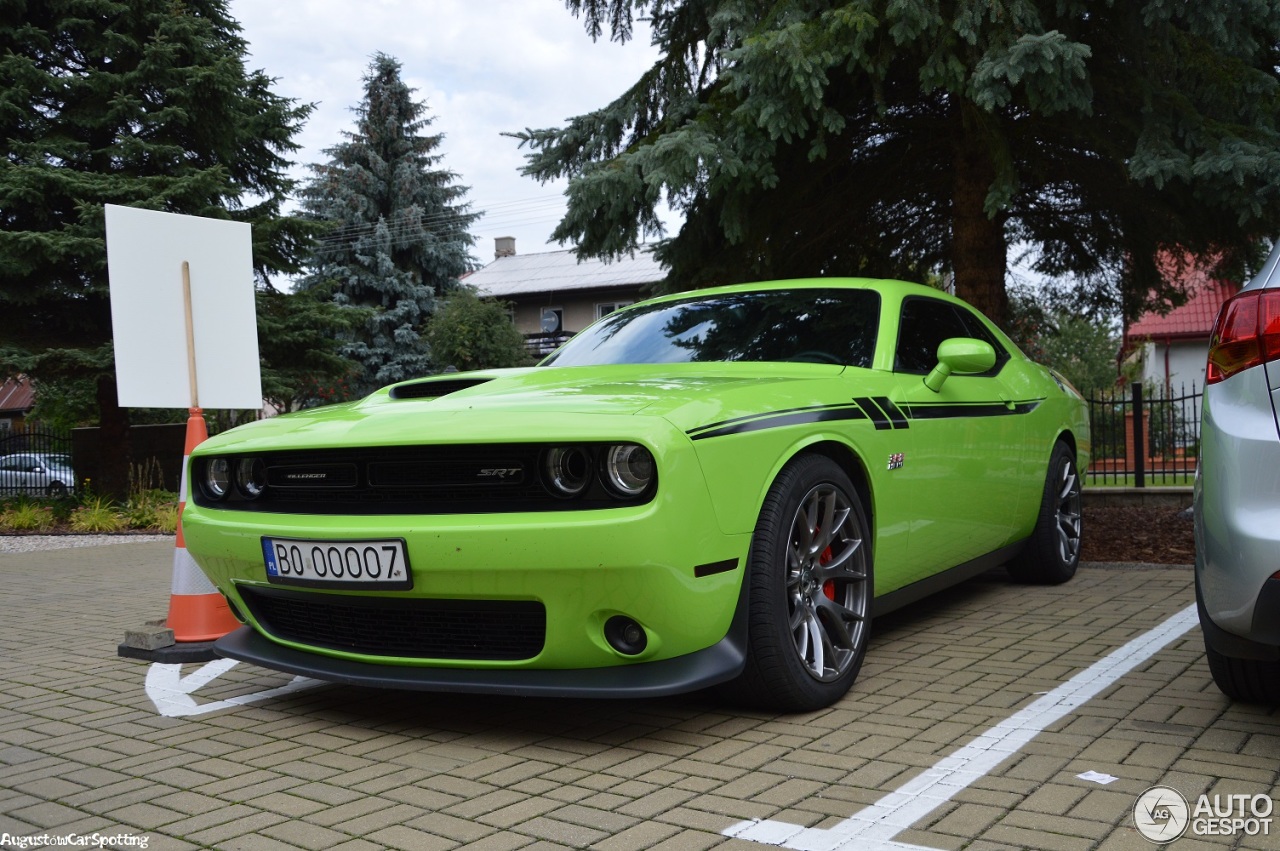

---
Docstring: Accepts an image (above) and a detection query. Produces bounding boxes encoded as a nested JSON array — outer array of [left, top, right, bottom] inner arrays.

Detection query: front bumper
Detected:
[[182, 458, 751, 680], [215, 618, 747, 698]]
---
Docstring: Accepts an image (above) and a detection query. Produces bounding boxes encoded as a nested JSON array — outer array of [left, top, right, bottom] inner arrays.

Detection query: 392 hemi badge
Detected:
[[888, 452, 905, 470]]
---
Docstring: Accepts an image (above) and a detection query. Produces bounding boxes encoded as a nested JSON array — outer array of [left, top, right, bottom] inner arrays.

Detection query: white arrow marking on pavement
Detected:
[[724, 602, 1200, 851], [145, 659, 322, 717]]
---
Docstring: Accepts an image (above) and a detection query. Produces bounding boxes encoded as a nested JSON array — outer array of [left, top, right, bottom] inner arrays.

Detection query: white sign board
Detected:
[[105, 205, 262, 409]]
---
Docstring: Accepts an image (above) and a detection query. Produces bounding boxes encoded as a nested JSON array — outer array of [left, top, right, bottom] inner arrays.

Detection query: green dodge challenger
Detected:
[[183, 278, 1089, 711]]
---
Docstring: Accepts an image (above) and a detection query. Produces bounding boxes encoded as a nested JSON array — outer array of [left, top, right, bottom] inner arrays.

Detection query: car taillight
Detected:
[[1206, 289, 1280, 384]]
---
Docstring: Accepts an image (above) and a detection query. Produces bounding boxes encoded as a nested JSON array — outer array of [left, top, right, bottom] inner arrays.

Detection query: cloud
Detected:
[[228, 0, 664, 255]]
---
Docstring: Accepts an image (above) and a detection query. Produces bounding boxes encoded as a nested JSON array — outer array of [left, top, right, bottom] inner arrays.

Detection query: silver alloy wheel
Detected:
[[1055, 461, 1082, 564], [786, 483, 870, 681]]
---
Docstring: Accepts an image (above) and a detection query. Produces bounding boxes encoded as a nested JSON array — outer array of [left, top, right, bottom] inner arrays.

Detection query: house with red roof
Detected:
[[1124, 261, 1238, 393], [0, 376, 36, 434]]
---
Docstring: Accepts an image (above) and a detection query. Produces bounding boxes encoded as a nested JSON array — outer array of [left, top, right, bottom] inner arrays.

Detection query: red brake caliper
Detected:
[[821, 545, 836, 600]]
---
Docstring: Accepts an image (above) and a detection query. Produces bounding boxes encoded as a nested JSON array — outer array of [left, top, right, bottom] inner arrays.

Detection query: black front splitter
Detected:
[[213, 626, 746, 699]]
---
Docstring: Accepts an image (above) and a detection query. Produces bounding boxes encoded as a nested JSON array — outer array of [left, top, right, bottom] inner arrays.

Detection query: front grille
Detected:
[[191, 444, 655, 514], [239, 586, 546, 661]]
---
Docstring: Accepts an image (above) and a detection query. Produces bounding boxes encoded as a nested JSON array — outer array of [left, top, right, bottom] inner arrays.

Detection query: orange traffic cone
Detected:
[[167, 407, 239, 642]]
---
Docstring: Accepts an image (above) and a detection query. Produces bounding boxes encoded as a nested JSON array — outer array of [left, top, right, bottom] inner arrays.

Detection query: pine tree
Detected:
[[515, 1, 1280, 325], [256, 285, 370, 413], [0, 0, 314, 498], [298, 53, 480, 395]]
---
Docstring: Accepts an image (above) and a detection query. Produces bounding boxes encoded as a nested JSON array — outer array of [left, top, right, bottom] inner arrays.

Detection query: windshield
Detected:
[[543, 288, 880, 368]]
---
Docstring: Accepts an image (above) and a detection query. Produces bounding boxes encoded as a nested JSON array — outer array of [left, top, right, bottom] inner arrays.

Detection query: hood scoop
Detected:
[[390, 377, 494, 400]]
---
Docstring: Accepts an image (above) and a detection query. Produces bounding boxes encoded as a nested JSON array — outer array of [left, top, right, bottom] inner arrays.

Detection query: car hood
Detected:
[[198, 363, 853, 452]]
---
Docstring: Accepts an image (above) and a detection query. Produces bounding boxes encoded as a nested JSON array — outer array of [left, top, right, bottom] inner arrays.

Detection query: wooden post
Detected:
[[182, 260, 199, 410]]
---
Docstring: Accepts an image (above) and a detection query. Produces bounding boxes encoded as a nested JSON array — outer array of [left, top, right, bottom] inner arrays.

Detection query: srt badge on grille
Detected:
[[478, 467, 522, 479]]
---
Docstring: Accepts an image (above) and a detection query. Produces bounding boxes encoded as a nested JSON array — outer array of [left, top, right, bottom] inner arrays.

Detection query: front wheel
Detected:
[[724, 454, 873, 712], [1008, 441, 1081, 585]]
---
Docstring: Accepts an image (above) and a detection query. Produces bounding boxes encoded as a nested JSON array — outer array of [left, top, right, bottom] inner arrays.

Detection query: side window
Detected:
[[894, 297, 1010, 374], [894, 298, 971, 373], [955, 306, 1011, 370]]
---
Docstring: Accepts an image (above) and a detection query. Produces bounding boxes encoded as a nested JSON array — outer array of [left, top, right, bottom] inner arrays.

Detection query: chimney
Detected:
[[495, 236, 516, 259]]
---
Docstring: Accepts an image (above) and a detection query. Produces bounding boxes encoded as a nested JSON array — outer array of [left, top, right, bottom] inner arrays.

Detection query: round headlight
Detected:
[[203, 458, 230, 500], [544, 446, 592, 497], [601, 444, 655, 498], [235, 458, 268, 499]]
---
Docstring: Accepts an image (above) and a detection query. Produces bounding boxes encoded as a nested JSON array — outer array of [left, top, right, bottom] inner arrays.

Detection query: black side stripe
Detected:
[[687, 397, 1045, 440], [901, 399, 1044, 419], [874, 396, 910, 428], [689, 405, 868, 440], [853, 397, 892, 430]]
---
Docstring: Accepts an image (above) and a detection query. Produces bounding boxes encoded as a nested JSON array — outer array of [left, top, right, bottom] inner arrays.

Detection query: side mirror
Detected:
[[923, 338, 997, 392]]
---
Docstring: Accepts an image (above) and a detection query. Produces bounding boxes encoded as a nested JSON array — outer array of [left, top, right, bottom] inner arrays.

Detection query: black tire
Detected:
[[46, 481, 67, 498], [1008, 441, 1081, 585], [724, 454, 873, 712], [1196, 581, 1280, 703], [1203, 644, 1280, 704]]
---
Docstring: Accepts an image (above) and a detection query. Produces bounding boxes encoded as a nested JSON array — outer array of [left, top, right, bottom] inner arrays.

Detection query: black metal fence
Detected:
[[1086, 382, 1201, 487], [0, 426, 75, 497]]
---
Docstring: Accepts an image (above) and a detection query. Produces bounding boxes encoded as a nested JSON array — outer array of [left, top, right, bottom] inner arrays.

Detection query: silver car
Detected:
[[1195, 240, 1280, 702], [0, 452, 76, 497]]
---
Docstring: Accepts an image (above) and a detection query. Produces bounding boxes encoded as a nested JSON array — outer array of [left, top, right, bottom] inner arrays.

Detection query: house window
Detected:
[[596, 300, 633, 320]]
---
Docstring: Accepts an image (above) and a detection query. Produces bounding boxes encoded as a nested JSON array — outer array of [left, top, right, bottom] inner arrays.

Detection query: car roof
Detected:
[[629, 277, 944, 307]]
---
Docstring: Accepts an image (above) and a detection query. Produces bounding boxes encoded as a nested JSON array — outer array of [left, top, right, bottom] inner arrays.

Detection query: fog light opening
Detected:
[[604, 616, 648, 656]]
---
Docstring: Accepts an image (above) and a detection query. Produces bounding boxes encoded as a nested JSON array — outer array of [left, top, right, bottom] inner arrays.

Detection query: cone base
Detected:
[[168, 593, 240, 642], [118, 640, 220, 663]]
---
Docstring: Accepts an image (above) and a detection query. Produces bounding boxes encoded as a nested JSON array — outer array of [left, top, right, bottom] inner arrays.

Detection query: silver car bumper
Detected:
[[1195, 362, 1280, 648]]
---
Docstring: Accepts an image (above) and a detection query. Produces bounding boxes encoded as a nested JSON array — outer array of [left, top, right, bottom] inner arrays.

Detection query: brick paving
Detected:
[[1, 541, 1276, 850]]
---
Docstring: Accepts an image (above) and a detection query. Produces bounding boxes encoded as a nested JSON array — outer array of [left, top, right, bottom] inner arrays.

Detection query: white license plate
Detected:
[[261, 537, 413, 589]]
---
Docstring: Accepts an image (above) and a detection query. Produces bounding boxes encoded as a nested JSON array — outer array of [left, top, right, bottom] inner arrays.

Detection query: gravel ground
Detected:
[[0, 533, 173, 553]]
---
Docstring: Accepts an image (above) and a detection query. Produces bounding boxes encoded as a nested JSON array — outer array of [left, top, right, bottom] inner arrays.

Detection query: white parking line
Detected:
[[724, 603, 1200, 851], [145, 659, 322, 717]]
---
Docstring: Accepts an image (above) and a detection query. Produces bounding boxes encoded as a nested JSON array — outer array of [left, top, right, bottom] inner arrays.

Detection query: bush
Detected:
[[124, 489, 179, 532], [0, 500, 57, 532], [69, 497, 125, 533]]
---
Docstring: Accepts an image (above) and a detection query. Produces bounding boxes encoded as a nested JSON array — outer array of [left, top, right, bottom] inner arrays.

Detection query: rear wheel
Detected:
[[1203, 644, 1280, 703], [1008, 441, 1081, 585], [1196, 581, 1280, 704], [725, 454, 872, 711], [46, 481, 67, 498]]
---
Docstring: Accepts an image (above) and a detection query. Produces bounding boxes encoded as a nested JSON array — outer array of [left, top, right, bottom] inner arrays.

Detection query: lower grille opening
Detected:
[[238, 586, 546, 661]]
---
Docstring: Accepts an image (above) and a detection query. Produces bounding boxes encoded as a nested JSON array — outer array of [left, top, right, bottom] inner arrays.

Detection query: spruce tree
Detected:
[[298, 53, 480, 395], [0, 0, 314, 497], [516, 1, 1280, 324]]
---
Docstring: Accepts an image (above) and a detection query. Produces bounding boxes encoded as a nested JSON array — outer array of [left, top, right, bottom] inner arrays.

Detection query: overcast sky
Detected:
[[226, 0, 664, 264]]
